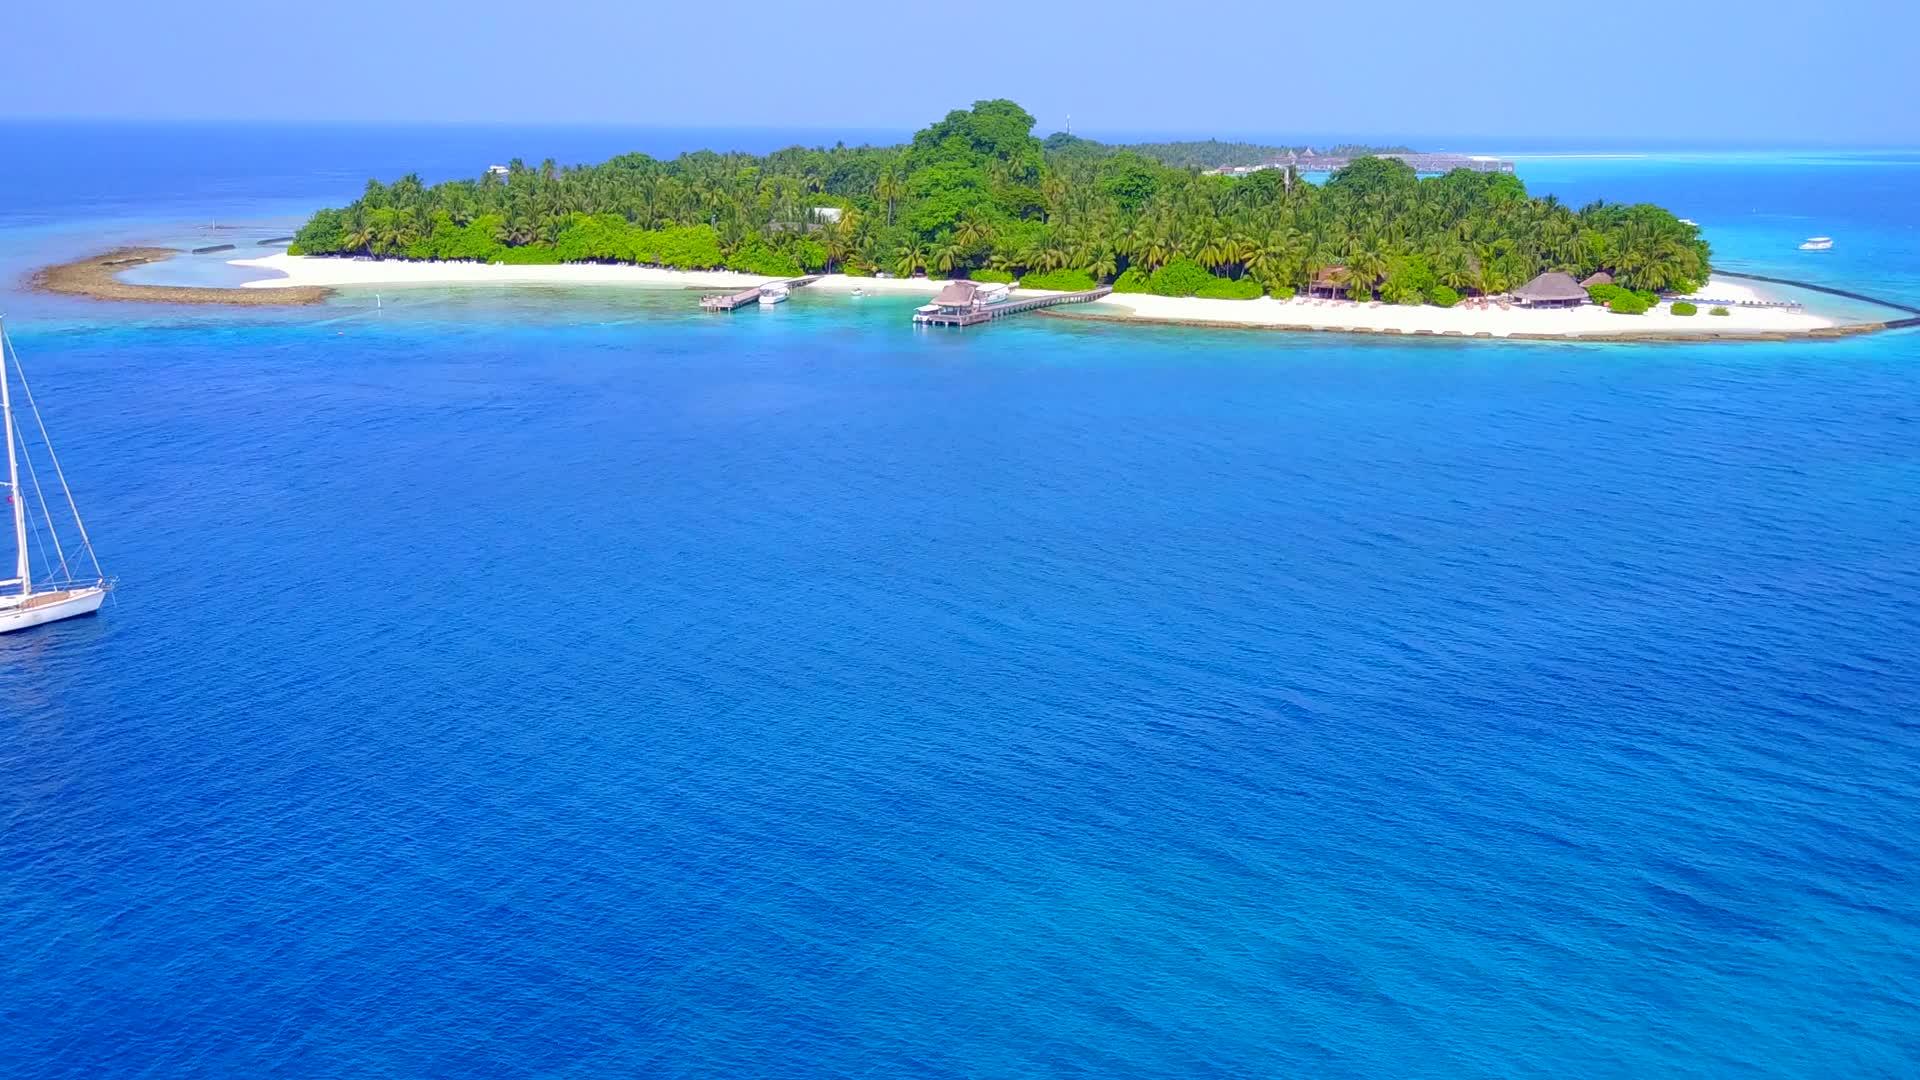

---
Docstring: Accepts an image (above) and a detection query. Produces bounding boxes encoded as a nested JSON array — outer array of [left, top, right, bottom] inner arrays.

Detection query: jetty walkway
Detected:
[[699, 275, 819, 311], [1711, 269, 1920, 328], [1666, 292, 1802, 311], [914, 286, 1113, 328]]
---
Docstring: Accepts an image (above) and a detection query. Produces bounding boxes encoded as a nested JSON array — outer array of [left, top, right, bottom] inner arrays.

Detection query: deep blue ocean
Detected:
[[2, 124, 1918, 1079]]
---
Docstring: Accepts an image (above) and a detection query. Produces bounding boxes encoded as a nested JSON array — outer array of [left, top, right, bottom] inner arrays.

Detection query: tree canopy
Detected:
[[293, 99, 1710, 297]]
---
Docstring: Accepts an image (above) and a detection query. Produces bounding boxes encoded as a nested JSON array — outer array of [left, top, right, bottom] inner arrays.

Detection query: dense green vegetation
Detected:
[[1588, 283, 1661, 312], [1195, 276, 1264, 300], [294, 99, 1710, 301], [1017, 268, 1099, 291], [1149, 259, 1214, 297], [1710, 306, 1730, 316], [1671, 301, 1698, 316]]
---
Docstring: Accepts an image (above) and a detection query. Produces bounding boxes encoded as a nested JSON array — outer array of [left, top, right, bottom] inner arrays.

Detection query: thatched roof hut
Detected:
[[1513, 271, 1586, 307], [1308, 266, 1349, 296], [932, 280, 979, 308], [1579, 271, 1613, 287]]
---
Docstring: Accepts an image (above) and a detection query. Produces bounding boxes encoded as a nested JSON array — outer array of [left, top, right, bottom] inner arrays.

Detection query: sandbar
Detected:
[[31, 248, 332, 306]]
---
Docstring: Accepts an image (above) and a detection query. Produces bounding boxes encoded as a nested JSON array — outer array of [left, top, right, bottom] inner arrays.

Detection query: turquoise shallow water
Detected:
[[1, 128, 1918, 1078]]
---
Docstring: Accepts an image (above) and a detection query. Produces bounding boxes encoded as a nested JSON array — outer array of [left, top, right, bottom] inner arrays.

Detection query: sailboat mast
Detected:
[[0, 321, 30, 595]]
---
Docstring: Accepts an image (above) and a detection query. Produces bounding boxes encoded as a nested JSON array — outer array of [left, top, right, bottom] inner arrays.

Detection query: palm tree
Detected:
[[342, 208, 373, 254], [1300, 241, 1330, 297], [1040, 175, 1069, 220], [1141, 222, 1176, 272], [1020, 240, 1067, 274], [1246, 228, 1300, 287], [1338, 228, 1390, 298], [1434, 244, 1475, 294], [894, 239, 927, 278], [1199, 233, 1233, 276], [1344, 246, 1388, 300], [955, 215, 994, 256], [822, 216, 855, 273], [875, 167, 904, 227], [1225, 234, 1259, 279], [932, 238, 966, 276]]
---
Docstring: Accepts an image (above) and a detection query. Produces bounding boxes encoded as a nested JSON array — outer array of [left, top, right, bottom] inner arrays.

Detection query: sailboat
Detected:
[[0, 319, 111, 634]]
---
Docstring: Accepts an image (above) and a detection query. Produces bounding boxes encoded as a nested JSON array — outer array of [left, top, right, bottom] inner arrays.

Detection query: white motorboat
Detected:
[[973, 282, 1011, 306], [758, 284, 790, 306], [1798, 236, 1833, 251], [0, 320, 111, 635]]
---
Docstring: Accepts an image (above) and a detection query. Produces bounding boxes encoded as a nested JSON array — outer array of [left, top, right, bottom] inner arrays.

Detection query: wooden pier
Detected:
[[699, 275, 819, 311], [913, 286, 1113, 327]]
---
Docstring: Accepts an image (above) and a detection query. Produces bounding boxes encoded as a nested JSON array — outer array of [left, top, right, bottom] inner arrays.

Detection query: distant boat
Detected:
[[0, 320, 112, 635], [1679, 218, 1699, 227], [1799, 236, 1833, 251], [758, 283, 790, 306]]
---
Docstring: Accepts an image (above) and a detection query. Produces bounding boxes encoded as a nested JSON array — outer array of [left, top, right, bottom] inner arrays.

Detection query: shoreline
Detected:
[[1038, 306, 1887, 343], [227, 252, 951, 297], [221, 254, 1874, 338], [28, 248, 333, 306], [1042, 280, 1843, 339], [26, 249, 1904, 341]]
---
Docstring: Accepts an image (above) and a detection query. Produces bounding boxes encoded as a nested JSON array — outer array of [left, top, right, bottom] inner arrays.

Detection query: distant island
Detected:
[[1040, 134, 1513, 179], [289, 99, 1712, 306], [1039, 134, 1418, 172]]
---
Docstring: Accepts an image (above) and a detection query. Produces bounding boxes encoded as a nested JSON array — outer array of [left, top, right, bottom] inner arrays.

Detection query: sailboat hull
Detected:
[[0, 587, 106, 634]]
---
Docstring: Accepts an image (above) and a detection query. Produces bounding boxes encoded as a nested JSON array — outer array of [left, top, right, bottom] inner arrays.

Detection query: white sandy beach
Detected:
[[1068, 278, 1836, 338], [231, 253, 947, 296], [230, 255, 1840, 337]]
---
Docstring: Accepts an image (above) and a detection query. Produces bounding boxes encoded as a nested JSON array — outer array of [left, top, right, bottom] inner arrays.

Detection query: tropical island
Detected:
[[284, 99, 1713, 308], [33, 99, 1876, 337]]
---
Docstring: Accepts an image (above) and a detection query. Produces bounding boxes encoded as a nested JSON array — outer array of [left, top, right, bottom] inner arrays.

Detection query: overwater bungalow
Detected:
[[931, 280, 978, 310], [1513, 271, 1587, 308], [916, 280, 980, 319]]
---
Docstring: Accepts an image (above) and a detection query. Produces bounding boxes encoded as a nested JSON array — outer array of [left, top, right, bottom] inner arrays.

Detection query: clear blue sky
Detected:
[[11, 0, 1917, 143]]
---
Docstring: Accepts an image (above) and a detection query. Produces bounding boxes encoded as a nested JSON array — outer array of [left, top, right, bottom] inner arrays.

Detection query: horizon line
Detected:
[[1, 115, 1916, 152]]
